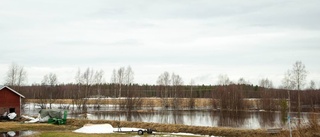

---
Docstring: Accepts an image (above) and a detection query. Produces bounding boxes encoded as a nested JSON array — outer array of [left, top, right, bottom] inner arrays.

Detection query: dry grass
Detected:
[[26, 98, 212, 108], [36, 131, 137, 137], [65, 119, 266, 137], [2, 119, 320, 137], [0, 120, 265, 136], [142, 98, 211, 108], [0, 122, 77, 132]]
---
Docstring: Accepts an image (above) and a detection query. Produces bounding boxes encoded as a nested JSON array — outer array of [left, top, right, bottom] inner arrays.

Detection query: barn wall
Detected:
[[0, 88, 21, 116]]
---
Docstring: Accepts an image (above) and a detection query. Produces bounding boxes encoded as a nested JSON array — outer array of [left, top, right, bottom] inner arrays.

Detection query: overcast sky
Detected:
[[1, 0, 320, 87]]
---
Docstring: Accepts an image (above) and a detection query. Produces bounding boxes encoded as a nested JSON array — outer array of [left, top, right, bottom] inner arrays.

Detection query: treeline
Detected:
[[18, 83, 256, 99], [16, 83, 320, 112], [4, 61, 319, 112]]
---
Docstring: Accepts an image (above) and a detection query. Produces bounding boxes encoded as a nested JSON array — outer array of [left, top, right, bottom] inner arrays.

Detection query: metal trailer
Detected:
[[115, 127, 154, 135]]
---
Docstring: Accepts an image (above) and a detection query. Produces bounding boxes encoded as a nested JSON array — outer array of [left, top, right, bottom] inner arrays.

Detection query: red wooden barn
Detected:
[[0, 86, 25, 117]]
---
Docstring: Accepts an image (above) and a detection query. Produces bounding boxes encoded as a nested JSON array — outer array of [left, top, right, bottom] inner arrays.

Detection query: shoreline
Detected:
[[2, 118, 318, 137]]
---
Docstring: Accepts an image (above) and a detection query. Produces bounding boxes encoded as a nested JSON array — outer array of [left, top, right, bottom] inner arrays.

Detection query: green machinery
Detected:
[[47, 110, 67, 125]]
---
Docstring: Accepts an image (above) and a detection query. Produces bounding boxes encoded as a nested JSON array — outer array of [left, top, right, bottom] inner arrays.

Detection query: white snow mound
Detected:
[[73, 124, 114, 134]]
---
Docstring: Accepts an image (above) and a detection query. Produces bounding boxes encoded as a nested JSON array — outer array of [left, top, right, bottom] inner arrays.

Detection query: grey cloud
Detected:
[[237, 1, 320, 29], [89, 0, 295, 21], [55, 39, 143, 47], [1, 0, 320, 85]]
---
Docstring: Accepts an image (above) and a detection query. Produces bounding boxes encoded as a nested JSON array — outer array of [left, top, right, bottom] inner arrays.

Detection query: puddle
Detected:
[[1, 130, 38, 137]]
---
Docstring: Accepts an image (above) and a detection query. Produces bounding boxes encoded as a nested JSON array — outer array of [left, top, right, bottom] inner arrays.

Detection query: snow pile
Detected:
[[22, 115, 39, 123], [7, 131, 16, 136], [21, 115, 35, 120], [73, 124, 114, 134], [22, 114, 50, 123], [7, 113, 17, 120]]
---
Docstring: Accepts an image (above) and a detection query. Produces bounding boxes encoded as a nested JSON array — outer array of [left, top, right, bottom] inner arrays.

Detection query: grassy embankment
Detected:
[[0, 121, 126, 137], [0, 119, 265, 137], [2, 118, 320, 137]]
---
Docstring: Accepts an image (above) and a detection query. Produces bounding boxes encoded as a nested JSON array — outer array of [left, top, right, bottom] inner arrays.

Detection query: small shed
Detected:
[[0, 86, 25, 117]]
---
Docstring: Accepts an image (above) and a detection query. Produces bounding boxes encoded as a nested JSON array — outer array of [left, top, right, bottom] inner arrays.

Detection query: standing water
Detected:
[[23, 103, 317, 129]]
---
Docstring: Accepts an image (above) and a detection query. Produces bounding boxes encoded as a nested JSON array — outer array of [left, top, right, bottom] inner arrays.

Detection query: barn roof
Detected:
[[0, 85, 25, 98]]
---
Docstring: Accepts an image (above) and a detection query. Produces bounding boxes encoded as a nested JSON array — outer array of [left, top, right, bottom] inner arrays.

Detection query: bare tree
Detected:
[[110, 66, 137, 110], [215, 74, 246, 111], [291, 61, 307, 118], [171, 73, 183, 108], [93, 69, 104, 108], [305, 80, 318, 112], [71, 67, 95, 111], [123, 66, 141, 112], [110, 66, 135, 127], [81, 68, 94, 111], [41, 73, 58, 109], [217, 74, 231, 110], [217, 74, 229, 110], [5, 63, 27, 88], [259, 78, 273, 88], [94, 69, 104, 96], [238, 77, 249, 85], [308, 80, 316, 90], [125, 66, 134, 96], [82, 68, 94, 97], [282, 70, 295, 90], [17, 67, 27, 87], [188, 79, 196, 109], [281, 69, 295, 134], [125, 66, 134, 85], [291, 61, 307, 90], [116, 67, 125, 97], [157, 71, 171, 107], [73, 68, 84, 110], [259, 78, 274, 110], [110, 69, 117, 83], [110, 69, 117, 97], [217, 74, 231, 85], [42, 73, 58, 86]]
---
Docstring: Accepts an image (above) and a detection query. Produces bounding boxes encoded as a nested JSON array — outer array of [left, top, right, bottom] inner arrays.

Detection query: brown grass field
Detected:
[[25, 98, 262, 108], [26, 98, 213, 108]]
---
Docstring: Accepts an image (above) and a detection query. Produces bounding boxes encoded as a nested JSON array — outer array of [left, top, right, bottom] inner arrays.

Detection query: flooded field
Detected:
[[22, 103, 318, 129]]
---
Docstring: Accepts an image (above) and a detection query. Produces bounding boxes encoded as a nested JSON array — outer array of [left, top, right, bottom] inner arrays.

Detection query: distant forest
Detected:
[[16, 83, 320, 112], [4, 61, 320, 112]]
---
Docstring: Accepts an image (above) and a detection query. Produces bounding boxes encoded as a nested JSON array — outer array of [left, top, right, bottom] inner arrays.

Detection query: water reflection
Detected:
[[257, 111, 278, 128], [214, 111, 246, 128], [69, 110, 285, 129], [1, 130, 38, 137], [23, 103, 319, 129]]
